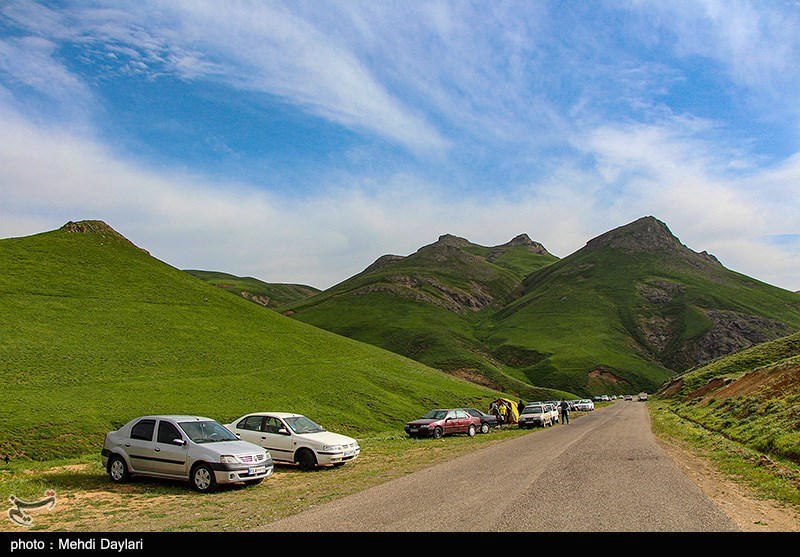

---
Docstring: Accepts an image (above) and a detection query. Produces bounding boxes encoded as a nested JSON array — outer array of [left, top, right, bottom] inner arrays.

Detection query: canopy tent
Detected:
[[489, 397, 519, 425]]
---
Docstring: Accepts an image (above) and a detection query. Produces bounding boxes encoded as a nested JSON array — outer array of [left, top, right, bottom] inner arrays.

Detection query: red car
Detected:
[[404, 409, 481, 439]]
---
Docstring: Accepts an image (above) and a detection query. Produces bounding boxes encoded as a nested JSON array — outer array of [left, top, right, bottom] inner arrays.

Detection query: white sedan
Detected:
[[225, 412, 360, 470]]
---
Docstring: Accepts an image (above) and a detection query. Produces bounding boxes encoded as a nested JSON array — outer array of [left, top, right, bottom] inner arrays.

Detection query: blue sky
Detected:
[[1, 1, 799, 291]]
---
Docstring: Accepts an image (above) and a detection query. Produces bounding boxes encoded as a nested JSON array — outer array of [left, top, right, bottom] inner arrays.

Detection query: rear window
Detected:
[[130, 419, 156, 441]]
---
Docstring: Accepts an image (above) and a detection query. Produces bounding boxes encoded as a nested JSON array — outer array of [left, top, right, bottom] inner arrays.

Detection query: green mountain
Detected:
[[286, 217, 800, 397], [185, 269, 319, 309], [0, 221, 501, 461], [656, 331, 800, 465], [283, 233, 569, 401]]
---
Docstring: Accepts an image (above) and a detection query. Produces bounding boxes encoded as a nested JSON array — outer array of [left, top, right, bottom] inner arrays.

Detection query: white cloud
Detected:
[[1, 104, 799, 291]]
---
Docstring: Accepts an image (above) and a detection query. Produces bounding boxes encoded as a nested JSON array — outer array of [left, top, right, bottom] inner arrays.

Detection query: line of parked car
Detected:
[[101, 412, 360, 493], [404, 398, 599, 437]]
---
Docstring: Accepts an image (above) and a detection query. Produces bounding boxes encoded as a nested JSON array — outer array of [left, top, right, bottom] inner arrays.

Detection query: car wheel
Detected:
[[480, 422, 490, 434], [191, 463, 218, 493], [296, 449, 317, 471], [432, 426, 443, 439], [244, 478, 264, 486], [107, 455, 130, 483], [467, 425, 476, 437]]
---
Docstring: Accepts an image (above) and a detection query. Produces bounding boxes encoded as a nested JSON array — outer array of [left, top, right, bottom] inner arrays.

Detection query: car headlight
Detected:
[[220, 455, 238, 464], [323, 445, 342, 452]]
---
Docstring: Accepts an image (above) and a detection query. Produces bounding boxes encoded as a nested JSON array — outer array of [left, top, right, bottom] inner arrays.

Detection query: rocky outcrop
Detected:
[[351, 273, 497, 313], [239, 291, 271, 307], [60, 220, 149, 254], [677, 310, 792, 369]]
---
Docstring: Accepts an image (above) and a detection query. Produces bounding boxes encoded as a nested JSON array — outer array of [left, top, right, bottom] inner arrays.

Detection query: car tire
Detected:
[[432, 426, 443, 439], [480, 422, 490, 434], [296, 449, 317, 471], [467, 425, 476, 437], [107, 455, 130, 484], [191, 463, 218, 493]]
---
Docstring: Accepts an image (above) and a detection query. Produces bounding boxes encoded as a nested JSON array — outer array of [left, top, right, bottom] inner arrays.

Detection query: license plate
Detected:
[[409, 428, 418, 433], [249, 466, 266, 475]]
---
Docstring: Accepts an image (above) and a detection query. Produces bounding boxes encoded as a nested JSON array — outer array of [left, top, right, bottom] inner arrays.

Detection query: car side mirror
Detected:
[[235, 433, 241, 438], [173, 438, 186, 446], [278, 428, 290, 435]]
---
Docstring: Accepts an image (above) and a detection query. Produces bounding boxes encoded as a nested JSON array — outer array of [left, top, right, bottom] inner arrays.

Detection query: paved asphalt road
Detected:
[[260, 401, 739, 532]]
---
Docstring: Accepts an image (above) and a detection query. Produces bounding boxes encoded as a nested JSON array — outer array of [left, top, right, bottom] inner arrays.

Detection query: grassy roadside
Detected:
[[648, 400, 800, 510], [0, 427, 536, 532]]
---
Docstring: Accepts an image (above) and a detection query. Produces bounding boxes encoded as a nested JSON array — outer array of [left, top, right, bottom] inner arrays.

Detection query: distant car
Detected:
[[638, 393, 649, 402], [101, 415, 273, 493], [462, 408, 498, 434], [405, 409, 480, 439], [593, 396, 603, 402], [601, 395, 610, 401], [518, 404, 553, 428], [225, 412, 360, 470], [625, 395, 633, 401], [574, 399, 595, 411]]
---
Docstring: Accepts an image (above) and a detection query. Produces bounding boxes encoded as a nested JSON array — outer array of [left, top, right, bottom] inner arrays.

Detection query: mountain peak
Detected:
[[61, 220, 122, 236], [60, 220, 148, 253], [585, 216, 680, 253], [499, 233, 552, 256], [583, 216, 721, 266], [435, 234, 472, 247]]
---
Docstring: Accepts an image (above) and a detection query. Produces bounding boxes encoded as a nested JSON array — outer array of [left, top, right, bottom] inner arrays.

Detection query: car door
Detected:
[[153, 419, 189, 477], [454, 410, 470, 433], [443, 410, 458, 434], [125, 418, 157, 473], [258, 416, 295, 463], [233, 415, 265, 445]]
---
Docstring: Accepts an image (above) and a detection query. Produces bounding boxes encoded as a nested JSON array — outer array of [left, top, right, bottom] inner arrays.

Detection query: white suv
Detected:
[[101, 415, 273, 492], [226, 412, 360, 470], [518, 404, 553, 428]]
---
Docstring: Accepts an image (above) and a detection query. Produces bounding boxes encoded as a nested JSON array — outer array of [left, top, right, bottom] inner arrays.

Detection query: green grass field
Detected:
[[0, 223, 504, 461]]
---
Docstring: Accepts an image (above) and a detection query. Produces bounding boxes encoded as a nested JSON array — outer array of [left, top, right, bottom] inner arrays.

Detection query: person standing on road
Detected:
[[559, 399, 570, 425]]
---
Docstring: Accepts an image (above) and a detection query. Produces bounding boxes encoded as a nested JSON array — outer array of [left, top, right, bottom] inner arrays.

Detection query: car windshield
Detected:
[[421, 410, 448, 420], [523, 406, 544, 414], [178, 420, 238, 444], [284, 416, 326, 434]]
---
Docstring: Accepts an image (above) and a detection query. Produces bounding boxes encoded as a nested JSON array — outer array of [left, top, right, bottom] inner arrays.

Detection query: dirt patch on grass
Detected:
[[449, 368, 504, 390]]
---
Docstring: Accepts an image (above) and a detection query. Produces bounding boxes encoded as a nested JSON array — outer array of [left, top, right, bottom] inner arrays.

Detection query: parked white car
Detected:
[[574, 399, 595, 411], [101, 415, 273, 493], [225, 412, 360, 470], [518, 403, 553, 428]]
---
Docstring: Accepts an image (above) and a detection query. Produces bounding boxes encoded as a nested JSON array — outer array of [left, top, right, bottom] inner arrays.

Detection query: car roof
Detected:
[[234, 411, 306, 419], [133, 415, 214, 422]]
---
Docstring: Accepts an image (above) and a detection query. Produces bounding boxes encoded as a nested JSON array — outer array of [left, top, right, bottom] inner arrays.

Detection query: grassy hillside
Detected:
[[185, 269, 319, 309], [488, 218, 800, 395], [285, 234, 571, 401], [656, 332, 800, 465], [0, 221, 502, 461], [286, 217, 800, 398]]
